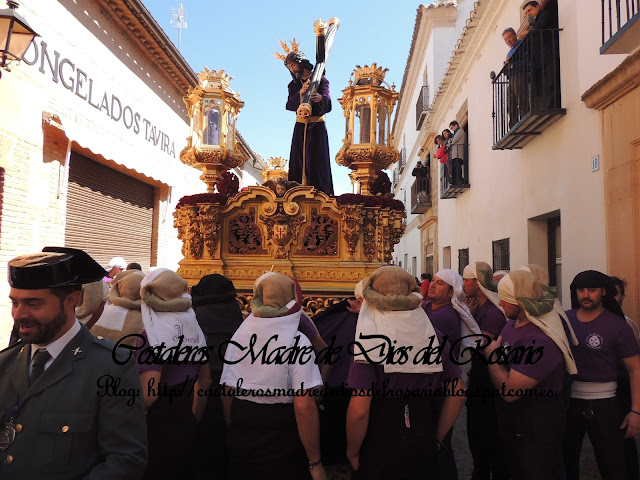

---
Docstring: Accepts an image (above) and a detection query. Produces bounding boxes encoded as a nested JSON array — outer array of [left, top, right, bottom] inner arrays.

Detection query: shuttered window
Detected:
[[65, 152, 155, 270]]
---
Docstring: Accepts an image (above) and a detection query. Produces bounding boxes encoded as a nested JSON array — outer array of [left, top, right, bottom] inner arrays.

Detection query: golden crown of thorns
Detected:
[[272, 38, 300, 62]]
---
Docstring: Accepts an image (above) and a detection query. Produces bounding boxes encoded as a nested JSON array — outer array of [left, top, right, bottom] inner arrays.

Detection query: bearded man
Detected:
[[0, 247, 147, 478], [564, 270, 640, 480]]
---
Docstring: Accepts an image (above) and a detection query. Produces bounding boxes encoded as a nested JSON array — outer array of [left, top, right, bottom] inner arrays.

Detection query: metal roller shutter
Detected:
[[65, 152, 154, 271]]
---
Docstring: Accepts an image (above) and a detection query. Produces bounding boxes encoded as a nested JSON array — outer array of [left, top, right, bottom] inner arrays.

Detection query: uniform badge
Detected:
[[0, 418, 16, 451]]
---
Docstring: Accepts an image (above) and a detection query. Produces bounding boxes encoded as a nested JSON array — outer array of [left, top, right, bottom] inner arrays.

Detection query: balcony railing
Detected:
[[399, 147, 407, 173], [440, 143, 470, 199], [416, 85, 429, 130], [392, 168, 399, 189], [410, 165, 431, 214], [491, 29, 566, 150], [601, 0, 640, 54]]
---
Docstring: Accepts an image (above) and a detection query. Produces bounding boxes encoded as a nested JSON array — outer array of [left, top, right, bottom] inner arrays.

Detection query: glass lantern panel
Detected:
[[7, 28, 36, 59], [226, 113, 235, 149], [377, 103, 388, 145], [355, 103, 371, 144], [203, 106, 221, 146], [0, 18, 11, 53]]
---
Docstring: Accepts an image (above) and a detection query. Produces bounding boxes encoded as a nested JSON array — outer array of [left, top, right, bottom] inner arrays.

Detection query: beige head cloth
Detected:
[[498, 271, 577, 375], [462, 261, 503, 312], [251, 272, 297, 318], [355, 266, 442, 374], [518, 264, 577, 346]]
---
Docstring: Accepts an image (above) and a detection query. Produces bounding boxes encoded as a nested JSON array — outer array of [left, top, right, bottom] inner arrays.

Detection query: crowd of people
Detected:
[[1, 245, 639, 480], [434, 120, 467, 187]]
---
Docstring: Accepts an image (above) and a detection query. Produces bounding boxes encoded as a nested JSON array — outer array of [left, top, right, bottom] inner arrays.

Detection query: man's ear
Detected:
[[65, 289, 83, 310]]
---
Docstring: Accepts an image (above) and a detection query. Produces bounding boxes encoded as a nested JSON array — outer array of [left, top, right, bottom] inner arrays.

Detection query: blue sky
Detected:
[[141, 1, 426, 194]]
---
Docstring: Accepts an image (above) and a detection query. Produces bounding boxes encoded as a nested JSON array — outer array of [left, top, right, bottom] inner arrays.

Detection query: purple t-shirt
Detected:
[[423, 302, 462, 359], [298, 314, 319, 342], [136, 331, 201, 387], [567, 308, 640, 382], [346, 331, 461, 394], [500, 320, 566, 394], [474, 300, 506, 338]]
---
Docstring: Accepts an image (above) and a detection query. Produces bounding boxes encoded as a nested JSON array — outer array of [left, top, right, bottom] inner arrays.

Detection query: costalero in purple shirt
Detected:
[[136, 331, 200, 387], [566, 308, 640, 383], [474, 300, 506, 338], [500, 319, 566, 394], [346, 331, 461, 394], [423, 301, 462, 359]]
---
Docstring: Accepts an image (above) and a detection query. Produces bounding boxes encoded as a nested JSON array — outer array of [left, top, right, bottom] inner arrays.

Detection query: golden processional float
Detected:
[[174, 19, 405, 314]]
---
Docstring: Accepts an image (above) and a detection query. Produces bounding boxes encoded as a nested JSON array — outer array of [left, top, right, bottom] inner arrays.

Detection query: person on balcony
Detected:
[[522, 0, 560, 109], [503, 27, 527, 129], [449, 120, 466, 185]]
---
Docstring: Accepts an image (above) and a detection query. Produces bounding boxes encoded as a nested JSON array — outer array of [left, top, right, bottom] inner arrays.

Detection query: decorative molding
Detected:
[[582, 49, 640, 111]]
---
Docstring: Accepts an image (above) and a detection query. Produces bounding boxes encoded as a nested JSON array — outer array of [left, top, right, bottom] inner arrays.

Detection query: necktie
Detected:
[[30, 349, 52, 386]]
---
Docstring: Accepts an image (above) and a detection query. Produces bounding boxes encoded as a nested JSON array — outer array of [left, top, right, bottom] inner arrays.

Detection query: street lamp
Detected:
[[0, 1, 39, 78]]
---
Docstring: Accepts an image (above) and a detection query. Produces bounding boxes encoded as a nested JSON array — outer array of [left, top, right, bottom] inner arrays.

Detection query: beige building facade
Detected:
[[0, 0, 263, 342], [393, 0, 637, 319], [583, 8, 640, 322]]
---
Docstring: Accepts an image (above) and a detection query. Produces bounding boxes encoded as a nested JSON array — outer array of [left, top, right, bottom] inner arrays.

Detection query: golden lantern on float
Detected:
[[335, 63, 399, 194], [180, 68, 244, 193]]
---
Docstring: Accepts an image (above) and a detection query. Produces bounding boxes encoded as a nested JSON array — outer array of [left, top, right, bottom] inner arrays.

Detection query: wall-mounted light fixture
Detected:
[[0, 1, 39, 78]]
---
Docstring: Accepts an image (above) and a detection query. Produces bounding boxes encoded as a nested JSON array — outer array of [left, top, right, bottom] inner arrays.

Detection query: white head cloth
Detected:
[[140, 268, 207, 360], [353, 278, 443, 375], [463, 263, 504, 313], [434, 269, 482, 347], [221, 300, 303, 393], [498, 274, 577, 375]]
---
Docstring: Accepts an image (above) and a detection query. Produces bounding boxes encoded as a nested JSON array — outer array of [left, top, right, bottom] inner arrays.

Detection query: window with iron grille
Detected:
[[492, 238, 510, 272], [458, 248, 469, 276]]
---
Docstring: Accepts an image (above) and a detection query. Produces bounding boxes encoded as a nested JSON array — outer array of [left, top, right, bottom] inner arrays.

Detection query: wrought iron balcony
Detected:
[[491, 29, 566, 150], [440, 143, 470, 199], [392, 168, 399, 189], [601, 0, 640, 54], [416, 85, 429, 130], [399, 147, 407, 173], [410, 166, 431, 214]]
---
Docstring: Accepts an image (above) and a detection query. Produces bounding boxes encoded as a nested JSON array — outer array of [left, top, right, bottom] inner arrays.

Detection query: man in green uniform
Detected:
[[0, 247, 147, 479]]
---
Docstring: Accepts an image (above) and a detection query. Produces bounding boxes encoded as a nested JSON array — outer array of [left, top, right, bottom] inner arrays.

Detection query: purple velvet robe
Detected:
[[286, 75, 334, 196]]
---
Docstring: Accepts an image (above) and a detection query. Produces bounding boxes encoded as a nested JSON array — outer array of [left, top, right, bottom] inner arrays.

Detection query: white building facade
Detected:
[[393, 0, 630, 306], [0, 0, 263, 341]]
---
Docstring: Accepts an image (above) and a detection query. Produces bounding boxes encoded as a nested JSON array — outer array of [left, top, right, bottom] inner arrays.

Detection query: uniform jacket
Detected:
[[0, 324, 147, 479]]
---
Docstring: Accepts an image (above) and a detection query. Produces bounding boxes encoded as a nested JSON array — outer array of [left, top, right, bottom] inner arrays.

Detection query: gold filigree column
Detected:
[[335, 64, 399, 195], [180, 68, 245, 193]]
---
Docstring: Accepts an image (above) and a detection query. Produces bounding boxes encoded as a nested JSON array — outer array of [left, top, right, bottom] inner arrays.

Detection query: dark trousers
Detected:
[[496, 395, 566, 480], [466, 371, 508, 480], [227, 399, 310, 480], [447, 158, 464, 185], [507, 70, 528, 129], [564, 397, 627, 480], [354, 396, 438, 480], [144, 379, 198, 480]]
